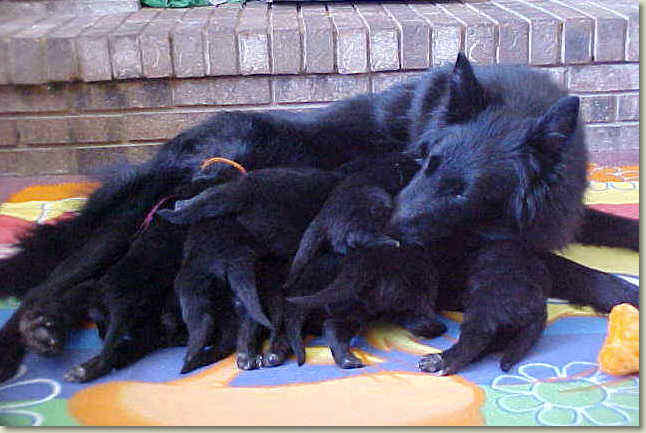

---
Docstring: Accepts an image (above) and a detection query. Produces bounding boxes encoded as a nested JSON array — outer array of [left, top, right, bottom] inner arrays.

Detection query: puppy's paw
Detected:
[[418, 353, 451, 376], [19, 312, 64, 356], [236, 353, 262, 371], [338, 353, 364, 369]]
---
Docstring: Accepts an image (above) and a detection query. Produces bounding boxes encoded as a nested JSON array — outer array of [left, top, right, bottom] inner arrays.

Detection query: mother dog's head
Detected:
[[389, 53, 586, 251]]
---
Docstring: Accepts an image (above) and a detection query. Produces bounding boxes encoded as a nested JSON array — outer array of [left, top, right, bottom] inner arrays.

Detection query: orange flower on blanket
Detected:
[[598, 304, 639, 376], [587, 164, 639, 183], [5, 182, 101, 203], [68, 355, 485, 426]]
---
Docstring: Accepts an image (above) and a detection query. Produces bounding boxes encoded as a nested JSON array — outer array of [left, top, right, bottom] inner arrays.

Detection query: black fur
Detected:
[[388, 53, 636, 375], [0, 53, 638, 381], [158, 167, 343, 369], [283, 153, 420, 289], [63, 216, 188, 383], [575, 208, 639, 252], [283, 154, 440, 369], [288, 246, 444, 369]]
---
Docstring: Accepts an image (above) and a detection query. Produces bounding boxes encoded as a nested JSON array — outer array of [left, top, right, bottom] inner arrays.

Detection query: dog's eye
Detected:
[[425, 155, 441, 176], [440, 178, 466, 198], [416, 142, 429, 158]]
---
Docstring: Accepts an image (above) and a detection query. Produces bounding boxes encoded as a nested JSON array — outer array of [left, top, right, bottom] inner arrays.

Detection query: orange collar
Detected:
[[200, 157, 248, 175]]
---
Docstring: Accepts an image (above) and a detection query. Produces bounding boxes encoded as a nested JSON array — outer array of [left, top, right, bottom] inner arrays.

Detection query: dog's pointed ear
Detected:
[[527, 96, 580, 167], [444, 52, 487, 123]]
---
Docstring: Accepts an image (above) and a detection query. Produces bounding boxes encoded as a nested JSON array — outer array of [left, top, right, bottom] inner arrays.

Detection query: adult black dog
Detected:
[[388, 53, 638, 375], [0, 53, 638, 382]]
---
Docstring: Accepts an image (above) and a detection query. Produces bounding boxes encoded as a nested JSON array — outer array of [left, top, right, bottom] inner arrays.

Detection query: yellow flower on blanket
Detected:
[[0, 199, 87, 224]]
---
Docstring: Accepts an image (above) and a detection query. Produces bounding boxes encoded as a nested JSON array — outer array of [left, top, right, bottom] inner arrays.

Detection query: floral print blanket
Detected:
[[0, 164, 639, 426]]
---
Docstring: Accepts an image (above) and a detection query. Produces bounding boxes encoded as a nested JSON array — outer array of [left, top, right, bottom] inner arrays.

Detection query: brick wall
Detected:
[[0, 0, 639, 175]]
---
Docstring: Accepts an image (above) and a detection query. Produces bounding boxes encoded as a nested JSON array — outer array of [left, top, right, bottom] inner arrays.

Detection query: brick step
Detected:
[[0, 0, 140, 19], [0, 67, 638, 174], [0, 0, 640, 174], [0, 0, 639, 85]]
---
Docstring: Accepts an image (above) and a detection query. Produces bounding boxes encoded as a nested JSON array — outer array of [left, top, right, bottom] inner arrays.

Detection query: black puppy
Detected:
[[158, 166, 343, 372], [173, 215, 290, 373], [62, 216, 189, 383], [0, 54, 637, 381], [388, 53, 638, 375], [281, 153, 441, 369], [283, 153, 420, 290], [288, 246, 444, 369], [162, 156, 406, 370]]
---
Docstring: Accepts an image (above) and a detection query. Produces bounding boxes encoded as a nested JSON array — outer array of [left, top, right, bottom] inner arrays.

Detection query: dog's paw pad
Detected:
[[418, 353, 447, 375], [64, 365, 88, 383], [20, 314, 63, 355], [339, 353, 364, 369]]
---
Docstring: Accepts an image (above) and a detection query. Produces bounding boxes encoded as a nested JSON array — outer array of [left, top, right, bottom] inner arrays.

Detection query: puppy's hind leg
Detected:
[[64, 307, 161, 383], [323, 317, 363, 369], [235, 310, 263, 371], [285, 305, 308, 366], [0, 312, 27, 383], [175, 266, 221, 374], [261, 293, 290, 368]]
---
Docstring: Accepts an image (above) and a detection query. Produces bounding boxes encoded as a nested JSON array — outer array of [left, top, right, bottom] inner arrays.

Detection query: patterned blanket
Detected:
[[0, 164, 639, 426]]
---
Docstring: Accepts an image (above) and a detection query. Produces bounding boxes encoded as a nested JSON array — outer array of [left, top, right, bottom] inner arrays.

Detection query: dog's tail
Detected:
[[227, 265, 272, 329], [575, 208, 639, 252], [543, 253, 639, 313], [287, 285, 355, 308], [157, 181, 249, 225], [0, 162, 177, 299], [283, 222, 326, 292]]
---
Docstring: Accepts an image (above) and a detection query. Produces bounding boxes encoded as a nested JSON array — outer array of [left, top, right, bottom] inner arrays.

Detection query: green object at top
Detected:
[[141, 0, 215, 8]]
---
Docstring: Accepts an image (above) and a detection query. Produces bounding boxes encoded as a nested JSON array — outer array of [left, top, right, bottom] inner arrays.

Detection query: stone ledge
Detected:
[[0, 0, 639, 85], [0, 0, 140, 18]]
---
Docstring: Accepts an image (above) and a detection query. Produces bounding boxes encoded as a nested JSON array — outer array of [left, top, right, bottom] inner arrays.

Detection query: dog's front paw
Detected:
[[19, 312, 65, 356]]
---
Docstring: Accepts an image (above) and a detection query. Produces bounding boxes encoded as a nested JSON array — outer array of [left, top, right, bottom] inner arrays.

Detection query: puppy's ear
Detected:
[[443, 52, 487, 123], [527, 96, 580, 169]]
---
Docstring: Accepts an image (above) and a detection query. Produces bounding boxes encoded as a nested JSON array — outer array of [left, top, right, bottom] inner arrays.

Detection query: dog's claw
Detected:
[[261, 351, 287, 368], [339, 353, 364, 369], [236, 353, 262, 370]]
